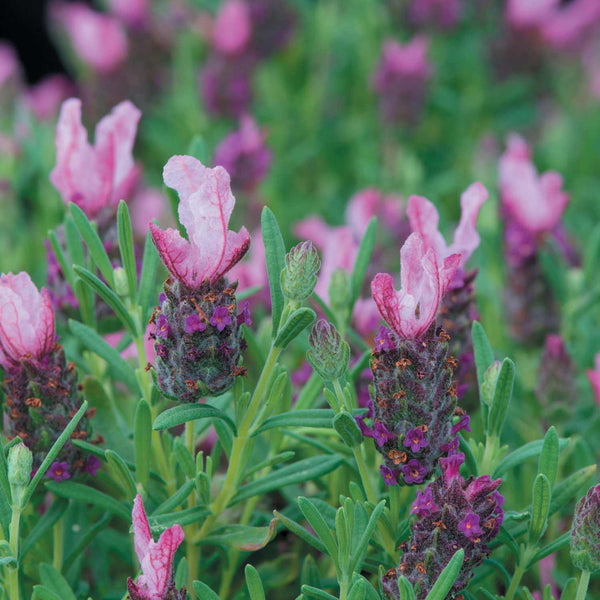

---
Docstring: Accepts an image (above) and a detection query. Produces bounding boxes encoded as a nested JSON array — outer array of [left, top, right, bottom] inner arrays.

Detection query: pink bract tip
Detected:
[[212, 0, 252, 55]]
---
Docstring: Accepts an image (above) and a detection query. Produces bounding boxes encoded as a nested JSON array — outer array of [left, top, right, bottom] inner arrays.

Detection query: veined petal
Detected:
[[371, 273, 403, 336], [407, 195, 447, 258], [449, 182, 488, 266], [132, 494, 152, 563]]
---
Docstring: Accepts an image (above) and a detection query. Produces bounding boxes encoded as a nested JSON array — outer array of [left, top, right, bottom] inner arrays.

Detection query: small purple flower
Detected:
[[410, 487, 437, 516], [440, 452, 464, 482], [492, 490, 505, 509], [373, 421, 395, 448], [210, 306, 232, 331], [380, 465, 399, 486], [237, 301, 253, 327], [356, 416, 375, 438], [374, 326, 395, 351], [441, 436, 460, 454], [402, 459, 427, 484], [459, 512, 483, 540], [47, 461, 71, 481], [156, 313, 171, 338], [158, 292, 166, 304], [184, 313, 207, 334], [155, 343, 168, 359], [451, 414, 471, 435], [83, 455, 101, 476], [403, 427, 429, 452]]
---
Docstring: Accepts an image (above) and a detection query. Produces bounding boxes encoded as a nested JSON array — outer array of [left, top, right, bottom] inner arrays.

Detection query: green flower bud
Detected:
[[481, 360, 501, 407], [307, 319, 350, 382], [570, 484, 600, 572], [8, 443, 32, 487], [114, 267, 129, 297], [281, 241, 320, 303], [328, 269, 352, 317]]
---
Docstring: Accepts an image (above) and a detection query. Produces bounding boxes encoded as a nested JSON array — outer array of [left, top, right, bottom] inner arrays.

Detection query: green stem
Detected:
[[8, 506, 21, 600], [53, 518, 64, 572], [575, 570, 590, 600], [480, 434, 498, 476], [505, 563, 526, 600], [389, 485, 403, 527], [185, 421, 198, 600]]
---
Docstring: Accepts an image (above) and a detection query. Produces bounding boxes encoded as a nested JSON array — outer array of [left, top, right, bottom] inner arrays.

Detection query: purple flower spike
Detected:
[[156, 314, 171, 338], [47, 462, 71, 481], [374, 326, 394, 351], [380, 465, 398, 487], [83, 455, 101, 476], [410, 487, 437, 516], [440, 452, 465, 482], [402, 459, 427, 484], [158, 292, 167, 304], [155, 343, 168, 359], [403, 427, 429, 452], [441, 436, 460, 455], [356, 416, 375, 438], [451, 414, 471, 435], [184, 313, 207, 334], [459, 512, 483, 540], [210, 306, 233, 331], [237, 301, 253, 327], [373, 421, 395, 448]]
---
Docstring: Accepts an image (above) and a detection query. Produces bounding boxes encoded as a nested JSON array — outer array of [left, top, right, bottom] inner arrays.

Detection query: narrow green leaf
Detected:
[[69, 320, 139, 392], [134, 399, 151, 489], [261, 207, 286, 336], [298, 497, 338, 564], [397, 577, 416, 600], [301, 555, 321, 588], [73, 265, 136, 334], [425, 549, 464, 600], [255, 409, 337, 434], [550, 465, 596, 514], [245, 564, 266, 600], [21, 498, 69, 558], [538, 426, 559, 487], [487, 358, 515, 437], [301, 585, 338, 600], [73, 279, 95, 327], [528, 474, 551, 544], [148, 506, 210, 528], [22, 401, 88, 508], [559, 578, 578, 600], [39, 563, 77, 600], [138, 229, 160, 320], [192, 581, 221, 600], [173, 441, 195, 480], [245, 451, 295, 478], [153, 404, 237, 435], [105, 450, 137, 499], [493, 438, 569, 479], [349, 500, 385, 573], [32, 586, 62, 600], [70, 203, 115, 287], [528, 532, 571, 567], [207, 521, 276, 551], [472, 321, 494, 392], [117, 200, 138, 300], [174, 557, 187, 591], [48, 229, 76, 290], [274, 510, 327, 554], [274, 307, 316, 349], [64, 216, 85, 270], [231, 456, 343, 505], [333, 411, 363, 448], [153, 481, 196, 515], [350, 217, 377, 305], [45, 481, 130, 521], [63, 513, 111, 572]]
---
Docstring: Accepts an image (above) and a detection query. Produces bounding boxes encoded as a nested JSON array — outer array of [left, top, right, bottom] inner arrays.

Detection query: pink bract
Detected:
[[371, 233, 460, 340], [407, 181, 488, 269], [25, 75, 74, 121], [107, 0, 149, 28], [50, 98, 141, 220], [151, 155, 250, 289], [212, 0, 252, 55], [127, 494, 184, 600], [373, 36, 431, 84], [345, 188, 404, 239], [499, 134, 569, 235], [52, 3, 128, 74], [0, 272, 55, 370]]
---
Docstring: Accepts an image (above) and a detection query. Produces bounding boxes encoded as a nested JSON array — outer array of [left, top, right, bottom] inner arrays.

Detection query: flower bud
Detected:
[[281, 241, 320, 303], [481, 360, 501, 407], [8, 443, 32, 488], [570, 484, 600, 572], [307, 320, 350, 382], [114, 266, 129, 298]]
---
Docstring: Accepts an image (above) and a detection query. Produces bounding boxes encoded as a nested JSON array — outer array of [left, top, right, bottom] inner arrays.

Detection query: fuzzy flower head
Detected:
[[371, 233, 460, 340], [50, 98, 141, 221], [570, 484, 600, 572], [499, 134, 569, 236], [0, 272, 55, 370], [407, 182, 488, 270], [150, 155, 250, 290], [127, 494, 185, 600]]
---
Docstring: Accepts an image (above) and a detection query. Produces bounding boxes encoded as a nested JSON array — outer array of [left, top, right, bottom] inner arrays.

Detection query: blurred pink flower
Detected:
[[345, 188, 404, 239], [499, 134, 569, 236], [228, 228, 268, 302], [213, 115, 271, 192], [0, 42, 20, 89], [506, 0, 556, 30], [107, 0, 149, 28], [353, 297, 382, 338], [24, 75, 74, 121], [407, 182, 488, 270], [409, 0, 462, 28], [52, 2, 128, 74], [151, 156, 250, 289], [0, 272, 55, 370], [129, 187, 172, 239], [127, 494, 185, 600], [541, 0, 600, 50], [50, 98, 141, 220], [371, 233, 460, 340], [587, 353, 600, 406], [212, 0, 252, 55]]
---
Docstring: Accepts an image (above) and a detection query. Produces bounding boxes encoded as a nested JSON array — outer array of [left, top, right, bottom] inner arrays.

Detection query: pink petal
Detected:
[[139, 525, 185, 596], [407, 195, 447, 258], [371, 273, 402, 336], [294, 216, 332, 250], [132, 494, 152, 564], [149, 223, 200, 288], [449, 182, 489, 266]]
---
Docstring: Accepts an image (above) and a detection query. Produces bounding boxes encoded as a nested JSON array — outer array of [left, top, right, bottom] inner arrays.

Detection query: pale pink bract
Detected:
[[151, 155, 250, 289], [345, 188, 404, 239], [212, 0, 252, 55], [127, 494, 184, 600], [499, 134, 569, 235], [0, 272, 55, 370], [407, 182, 488, 269], [371, 233, 460, 340], [50, 98, 141, 220]]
